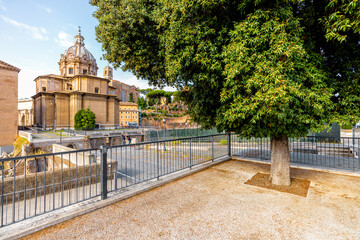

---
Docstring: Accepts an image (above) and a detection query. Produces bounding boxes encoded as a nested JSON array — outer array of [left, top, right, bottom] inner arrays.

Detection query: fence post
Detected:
[[228, 133, 231, 156], [353, 127, 355, 147], [212, 136, 214, 161], [190, 139, 192, 169], [100, 145, 108, 200], [157, 142, 160, 180]]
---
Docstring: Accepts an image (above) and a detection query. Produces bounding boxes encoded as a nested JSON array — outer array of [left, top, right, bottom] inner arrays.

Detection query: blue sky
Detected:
[[0, 0, 173, 99]]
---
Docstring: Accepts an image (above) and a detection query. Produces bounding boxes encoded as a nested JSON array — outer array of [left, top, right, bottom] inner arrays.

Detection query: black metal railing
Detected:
[[1, 133, 359, 228], [0, 134, 229, 227], [231, 135, 360, 172]]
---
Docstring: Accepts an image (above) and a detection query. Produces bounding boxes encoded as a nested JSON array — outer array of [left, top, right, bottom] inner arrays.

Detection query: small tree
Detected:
[[74, 109, 96, 130], [129, 92, 134, 102], [137, 96, 147, 109]]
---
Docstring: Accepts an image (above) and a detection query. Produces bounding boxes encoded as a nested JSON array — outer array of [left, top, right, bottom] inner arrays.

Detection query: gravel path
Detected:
[[21, 160, 360, 240]]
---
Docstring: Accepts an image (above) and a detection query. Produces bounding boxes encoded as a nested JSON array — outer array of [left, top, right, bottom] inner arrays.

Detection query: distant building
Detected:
[[0, 60, 20, 147], [32, 29, 139, 129], [119, 102, 139, 127], [18, 98, 34, 127]]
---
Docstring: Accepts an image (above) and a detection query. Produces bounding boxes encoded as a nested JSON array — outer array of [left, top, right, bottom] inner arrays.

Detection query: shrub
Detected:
[[74, 109, 96, 130]]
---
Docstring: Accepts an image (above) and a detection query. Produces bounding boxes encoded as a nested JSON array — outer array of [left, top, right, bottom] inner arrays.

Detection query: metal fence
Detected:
[[0, 134, 229, 227], [1, 133, 359, 228], [145, 128, 220, 142], [231, 135, 360, 172]]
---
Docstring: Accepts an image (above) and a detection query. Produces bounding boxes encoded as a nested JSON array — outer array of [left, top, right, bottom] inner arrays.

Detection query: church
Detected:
[[32, 29, 139, 129]]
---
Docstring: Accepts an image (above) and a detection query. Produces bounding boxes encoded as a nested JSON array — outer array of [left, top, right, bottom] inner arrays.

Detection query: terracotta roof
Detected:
[[0, 60, 21, 72]]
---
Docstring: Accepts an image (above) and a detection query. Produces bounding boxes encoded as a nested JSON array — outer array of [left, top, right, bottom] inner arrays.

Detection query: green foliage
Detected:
[[91, 0, 360, 139], [221, 8, 332, 138], [142, 112, 148, 117], [162, 110, 167, 116], [148, 98, 155, 106], [129, 92, 134, 102], [137, 96, 147, 109], [322, 0, 360, 42], [74, 109, 96, 130], [172, 91, 182, 102], [342, 123, 354, 129], [146, 90, 167, 99]]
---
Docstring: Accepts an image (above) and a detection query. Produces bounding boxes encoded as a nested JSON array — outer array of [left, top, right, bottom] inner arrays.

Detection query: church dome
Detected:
[[63, 40, 95, 62], [59, 28, 98, 77]]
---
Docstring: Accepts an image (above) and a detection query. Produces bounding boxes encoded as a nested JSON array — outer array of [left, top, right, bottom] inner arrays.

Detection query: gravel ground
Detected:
[[21, 160, 360, 240]]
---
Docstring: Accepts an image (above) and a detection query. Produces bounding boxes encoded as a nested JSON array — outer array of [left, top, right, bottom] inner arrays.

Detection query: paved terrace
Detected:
[[18, 159, 360, 240]]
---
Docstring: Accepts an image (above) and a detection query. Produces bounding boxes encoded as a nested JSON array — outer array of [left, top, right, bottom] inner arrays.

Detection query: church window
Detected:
[[95, 87, 99, 93], [83, 69, 87, 74], [69, 68, 74, 74], [42, 87, 46, 92]]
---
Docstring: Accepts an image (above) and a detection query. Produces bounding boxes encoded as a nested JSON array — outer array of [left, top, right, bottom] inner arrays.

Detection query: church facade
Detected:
[[32, 30, 139, 129]]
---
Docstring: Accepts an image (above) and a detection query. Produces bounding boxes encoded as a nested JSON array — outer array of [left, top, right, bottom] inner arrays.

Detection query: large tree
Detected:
[[90, 0, 360, 185]]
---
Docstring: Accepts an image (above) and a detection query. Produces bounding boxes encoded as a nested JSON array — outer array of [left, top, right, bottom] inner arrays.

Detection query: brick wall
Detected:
[[0, 66, 18, 146]]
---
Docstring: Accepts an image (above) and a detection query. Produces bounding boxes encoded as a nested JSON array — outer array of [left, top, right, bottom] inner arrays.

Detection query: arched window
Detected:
[[95, 87, 99, 93], [42, 87, 46, 92]]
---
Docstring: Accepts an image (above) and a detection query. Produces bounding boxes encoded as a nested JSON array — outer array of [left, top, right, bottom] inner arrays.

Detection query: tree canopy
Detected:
[[137, 96, 147, 109], [91, 0, 360, 136], [91, 0, 360, 184]]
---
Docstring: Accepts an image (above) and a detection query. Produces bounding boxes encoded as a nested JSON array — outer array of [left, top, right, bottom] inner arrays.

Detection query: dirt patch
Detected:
[[245, 172, 310, 197]]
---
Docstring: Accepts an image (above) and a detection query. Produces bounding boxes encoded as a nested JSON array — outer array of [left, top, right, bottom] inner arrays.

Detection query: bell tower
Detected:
[[103, 65, 113, 80]]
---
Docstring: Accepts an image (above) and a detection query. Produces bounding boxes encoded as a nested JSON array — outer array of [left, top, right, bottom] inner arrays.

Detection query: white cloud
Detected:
[[42, 6, 52, 13], [38, 5, 52, 13], [0, 0, 6, 11], [0, 15, 48, 40], [54, 31, 73, 48]]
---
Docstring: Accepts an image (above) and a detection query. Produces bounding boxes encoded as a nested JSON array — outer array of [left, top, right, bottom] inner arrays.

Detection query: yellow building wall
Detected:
[[119, 105, 139, 126]]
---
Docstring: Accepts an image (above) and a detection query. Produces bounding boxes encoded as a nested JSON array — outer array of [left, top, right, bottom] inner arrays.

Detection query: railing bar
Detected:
[[12, 159, 16, 223], [76, 152, 78, 203], [60, 154, 64, 208], [44, 156, 46, 213], [34, 158, 38, 216], [52, 155, 55, 210], [82, 152, 85, 200], [95, 150, 98, 197], [89, 150, 92, 198], [23, 159, 27, 220], [1, 164, 4, 227]]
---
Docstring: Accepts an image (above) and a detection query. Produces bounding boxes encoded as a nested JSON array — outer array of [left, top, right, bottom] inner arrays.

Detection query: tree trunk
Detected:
[[269, 136, 291, 186]]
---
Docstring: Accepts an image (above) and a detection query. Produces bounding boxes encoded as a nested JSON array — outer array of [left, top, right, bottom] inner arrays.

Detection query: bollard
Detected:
[[228, 133, 231, 156]]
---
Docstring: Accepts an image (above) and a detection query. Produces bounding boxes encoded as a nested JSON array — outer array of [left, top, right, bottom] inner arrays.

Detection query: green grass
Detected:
[[219, 139, 228, 145]]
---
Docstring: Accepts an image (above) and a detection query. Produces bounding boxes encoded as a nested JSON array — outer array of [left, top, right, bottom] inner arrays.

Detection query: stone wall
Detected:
[[52, 144, 97, 165]]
